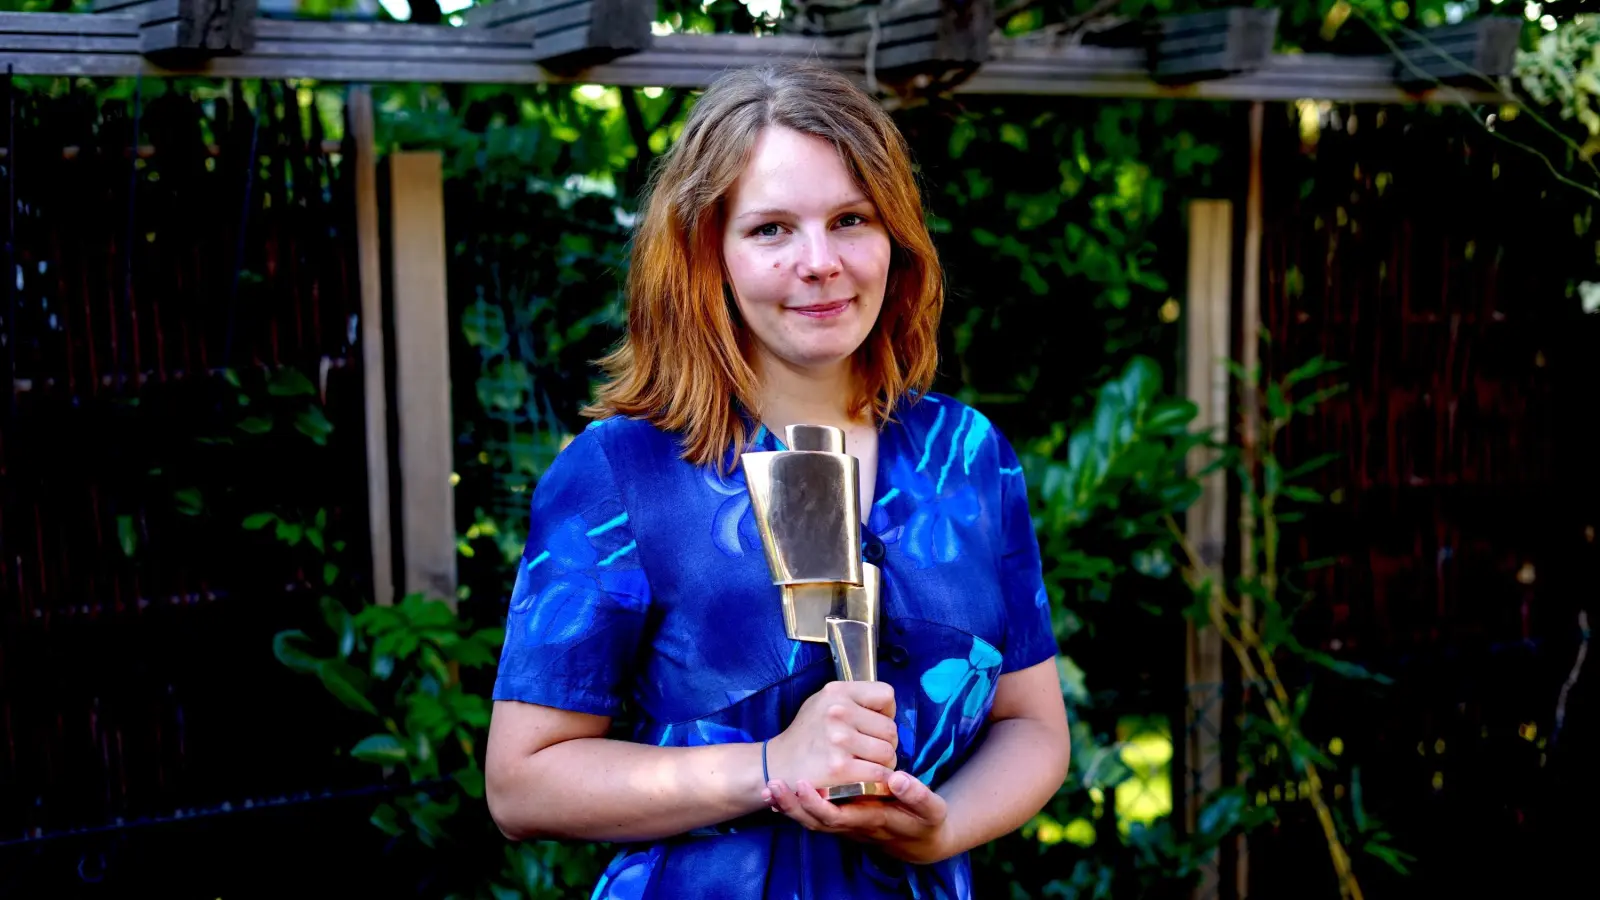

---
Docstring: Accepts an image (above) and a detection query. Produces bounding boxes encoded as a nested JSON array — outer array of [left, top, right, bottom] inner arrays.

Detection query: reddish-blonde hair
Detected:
[[584, 62, 943, 469]]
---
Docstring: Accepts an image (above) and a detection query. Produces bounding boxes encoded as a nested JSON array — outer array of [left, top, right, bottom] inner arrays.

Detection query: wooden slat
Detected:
[[388, 152, 457, 607], [0, 11, 139, 35], [0, 12, 1510, 103], [1182, 197, 1232, 900], [349, 85, 395, 608]]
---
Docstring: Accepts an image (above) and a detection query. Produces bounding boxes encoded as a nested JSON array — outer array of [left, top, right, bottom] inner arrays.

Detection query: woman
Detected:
[[485, 62, 1070, 898]]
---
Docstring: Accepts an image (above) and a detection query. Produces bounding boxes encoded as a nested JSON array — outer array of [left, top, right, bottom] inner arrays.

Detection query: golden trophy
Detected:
[[742, 424, 892, 801]]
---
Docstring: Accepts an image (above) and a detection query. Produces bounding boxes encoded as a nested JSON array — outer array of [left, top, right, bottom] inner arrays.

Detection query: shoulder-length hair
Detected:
[[583, 62, 943, 469]]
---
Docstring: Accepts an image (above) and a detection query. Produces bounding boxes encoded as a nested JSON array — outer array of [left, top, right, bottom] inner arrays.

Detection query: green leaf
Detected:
[[236, 415, 273, 435], [1143, 399, 1198, 433], [319, 659, 379, 716], [1265, 383, 1289, 421], [319, 595, 356, 658], [1283, 356, 1343, 387], [173, 487, 204, 516], [273, 630, 322, 674], [242, 512, 276, 530], [295, 406, 334, 445], [454, 764, 486, 799], [949, 118, 976, 159], [446, 635, 499, 669], [323, 562, 340, 587], [1302, 649, 1394, 685], [268, 368, 316, 397], [1285, 453, 1341, 480], [276, 520, 304, 546], [1282, 486, 1323, 503], [307, 528, 326, 553], [351, 733, 409, 765], [221, 368, 242, 388], [117, 514, 138, 558], [1131, 547, 1172, 578], [370, 801, 405, 836], [1198, 788, 1246, 837]]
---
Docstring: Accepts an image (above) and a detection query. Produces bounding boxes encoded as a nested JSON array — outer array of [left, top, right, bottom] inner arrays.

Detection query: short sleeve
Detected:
[[995, 433, 1056, 674], [492, 429, 651, 717]]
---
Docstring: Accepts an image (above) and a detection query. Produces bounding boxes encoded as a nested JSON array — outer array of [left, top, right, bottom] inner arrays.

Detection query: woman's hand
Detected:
[[762, 771, 951, 865], [764, 681, 899, 791]]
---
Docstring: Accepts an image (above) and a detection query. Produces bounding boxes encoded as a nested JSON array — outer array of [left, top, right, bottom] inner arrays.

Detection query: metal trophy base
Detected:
[[821, 781, 896, 802]]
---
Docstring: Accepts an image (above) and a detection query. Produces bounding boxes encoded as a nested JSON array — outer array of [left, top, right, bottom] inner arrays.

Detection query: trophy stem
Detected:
[[820, 616, 894, 802]]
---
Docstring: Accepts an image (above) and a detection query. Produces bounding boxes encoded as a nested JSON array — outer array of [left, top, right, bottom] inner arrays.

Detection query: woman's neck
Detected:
[[753, 353, 864, 436]]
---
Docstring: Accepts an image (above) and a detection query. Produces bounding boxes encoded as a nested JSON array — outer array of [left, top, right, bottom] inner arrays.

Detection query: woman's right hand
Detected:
[[765, 681, 899, 790]]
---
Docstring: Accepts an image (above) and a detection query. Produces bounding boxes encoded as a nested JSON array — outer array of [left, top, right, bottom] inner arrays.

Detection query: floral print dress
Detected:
[[493, 393, 1057, 899]]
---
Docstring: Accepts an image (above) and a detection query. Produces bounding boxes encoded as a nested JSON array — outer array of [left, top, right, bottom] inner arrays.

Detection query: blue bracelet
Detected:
[[761, 739, 771, 786]]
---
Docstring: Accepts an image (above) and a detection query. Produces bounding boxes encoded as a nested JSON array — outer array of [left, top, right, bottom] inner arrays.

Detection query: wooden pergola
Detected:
[[3, 1, 1514, 103], [0, 3, 1525, 896]]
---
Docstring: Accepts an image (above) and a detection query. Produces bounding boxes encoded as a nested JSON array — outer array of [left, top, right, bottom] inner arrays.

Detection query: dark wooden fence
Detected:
[[0, 75, 394, 895], [1256, 100, 1600, 898]]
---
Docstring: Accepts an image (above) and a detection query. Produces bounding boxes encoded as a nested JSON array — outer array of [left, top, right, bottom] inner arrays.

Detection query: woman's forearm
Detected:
[[932, 716, 1071, 858], [488, 737, 768, 843]]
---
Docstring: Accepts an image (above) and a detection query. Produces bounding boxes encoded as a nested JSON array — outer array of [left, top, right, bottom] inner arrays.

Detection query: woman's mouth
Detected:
[[790, 298, 853, 319]]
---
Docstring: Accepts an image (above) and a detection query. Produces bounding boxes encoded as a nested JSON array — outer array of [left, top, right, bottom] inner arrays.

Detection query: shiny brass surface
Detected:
[[781, 561, 880, 643], [825, 616, 876, 682], [740, 449, 863, 588], [780, 583, 837, 643], [820, 780, 895, 802], [741, 424, 894, 804]]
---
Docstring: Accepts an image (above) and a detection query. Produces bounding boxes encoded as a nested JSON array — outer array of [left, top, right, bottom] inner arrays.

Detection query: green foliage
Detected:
[[274, 593, 610, 898]]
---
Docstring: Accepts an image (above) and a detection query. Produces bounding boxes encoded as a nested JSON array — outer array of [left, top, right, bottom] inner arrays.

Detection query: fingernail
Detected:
[[761, 790, 772, 804], [890, 772, 911, 791]]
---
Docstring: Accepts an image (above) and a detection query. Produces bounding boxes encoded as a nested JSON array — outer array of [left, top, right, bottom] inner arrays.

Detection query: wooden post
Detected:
[[388, 151, 457, 607], [349, 86, 395, 608], [92, 0, 257, 59], [1231, 98, 1267, 900], [1183, 197, 1232, 900]]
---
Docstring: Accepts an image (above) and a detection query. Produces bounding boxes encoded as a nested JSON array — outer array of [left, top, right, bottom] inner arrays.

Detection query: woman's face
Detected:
[[721, 126, 891, 376]]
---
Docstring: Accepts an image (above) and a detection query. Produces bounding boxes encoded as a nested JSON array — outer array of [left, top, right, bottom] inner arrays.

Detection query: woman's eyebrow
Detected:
[[733, 198, 872, 222]]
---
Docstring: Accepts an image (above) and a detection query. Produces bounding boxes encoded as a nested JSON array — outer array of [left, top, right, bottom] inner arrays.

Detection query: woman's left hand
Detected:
[[762, 771, 951, 865]]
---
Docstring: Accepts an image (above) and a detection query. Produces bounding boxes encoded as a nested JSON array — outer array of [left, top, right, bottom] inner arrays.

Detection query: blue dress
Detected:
[[492, 392, 1056, 899]]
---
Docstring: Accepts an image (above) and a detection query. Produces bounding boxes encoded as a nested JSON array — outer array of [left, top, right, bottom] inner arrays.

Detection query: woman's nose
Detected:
[[796, 232, 842, 282]]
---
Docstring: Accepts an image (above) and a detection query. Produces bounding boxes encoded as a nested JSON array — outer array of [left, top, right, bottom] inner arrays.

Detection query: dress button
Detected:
[[863, 535, 886, 564], [888, 645, 910, 666]]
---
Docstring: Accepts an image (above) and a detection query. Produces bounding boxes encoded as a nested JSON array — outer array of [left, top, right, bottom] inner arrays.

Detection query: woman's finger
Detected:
[[769, 781, 829, 831], [829, 727, 898, 770], [837, 703, 900, 749], [886, 771, 946, 822], [793, 781, 850, 831]]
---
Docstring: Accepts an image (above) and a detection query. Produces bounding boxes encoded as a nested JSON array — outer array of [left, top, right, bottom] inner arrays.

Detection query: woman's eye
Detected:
[[753, 223, 783, 238], [838, 214, 866, 228]]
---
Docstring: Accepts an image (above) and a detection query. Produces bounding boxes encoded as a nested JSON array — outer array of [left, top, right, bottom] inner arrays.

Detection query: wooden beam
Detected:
[[795, 0, 993, 80], [349, 85, 395, 607], [1153, 7, 1279, 83], [387, 151, 456, 607], [92, 0, 256, 59], [464, 0, 653, 70], [1182, 197, 1233, 900], [0, 12, 1511, 104], [1392, 17, 1521, 87]]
